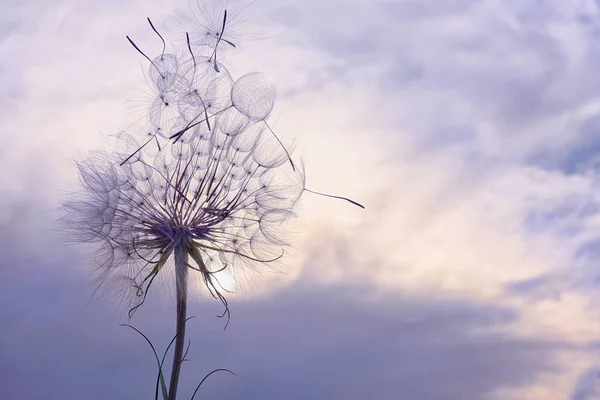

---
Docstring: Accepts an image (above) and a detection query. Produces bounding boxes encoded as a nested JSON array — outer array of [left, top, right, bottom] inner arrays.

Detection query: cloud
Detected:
[[572, 365, 600, 400], [258, 0, 600, 290], [261, 0, 600, 178]]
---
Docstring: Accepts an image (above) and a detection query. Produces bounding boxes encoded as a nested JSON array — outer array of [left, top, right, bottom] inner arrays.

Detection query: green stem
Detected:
[[168, 242, 189, 400]]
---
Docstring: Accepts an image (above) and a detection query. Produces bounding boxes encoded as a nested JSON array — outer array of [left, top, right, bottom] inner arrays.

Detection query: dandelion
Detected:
[[61, 2, 363, 399], [64, 124, 302, 397]]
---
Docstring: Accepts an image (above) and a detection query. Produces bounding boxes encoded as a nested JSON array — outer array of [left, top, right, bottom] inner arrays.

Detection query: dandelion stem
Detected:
[[168, 241, 189, 400]]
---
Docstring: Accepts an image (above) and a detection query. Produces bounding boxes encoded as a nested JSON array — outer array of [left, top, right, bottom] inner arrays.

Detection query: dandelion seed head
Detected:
[[63, 114, 303, 315]]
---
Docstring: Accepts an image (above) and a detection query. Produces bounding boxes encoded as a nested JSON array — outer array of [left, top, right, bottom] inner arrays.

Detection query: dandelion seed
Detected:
[[171, 0, 254, 52]]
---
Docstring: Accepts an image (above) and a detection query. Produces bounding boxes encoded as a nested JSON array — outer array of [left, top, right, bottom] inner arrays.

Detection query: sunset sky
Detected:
[[3, 0, 600, 399]]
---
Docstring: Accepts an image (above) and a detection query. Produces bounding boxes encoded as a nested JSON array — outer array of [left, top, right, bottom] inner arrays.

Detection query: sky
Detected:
[[4, 0, 600, 398]]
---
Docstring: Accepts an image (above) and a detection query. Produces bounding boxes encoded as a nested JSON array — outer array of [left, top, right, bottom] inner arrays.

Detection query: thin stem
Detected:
[[168, 241, 189, 400]]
